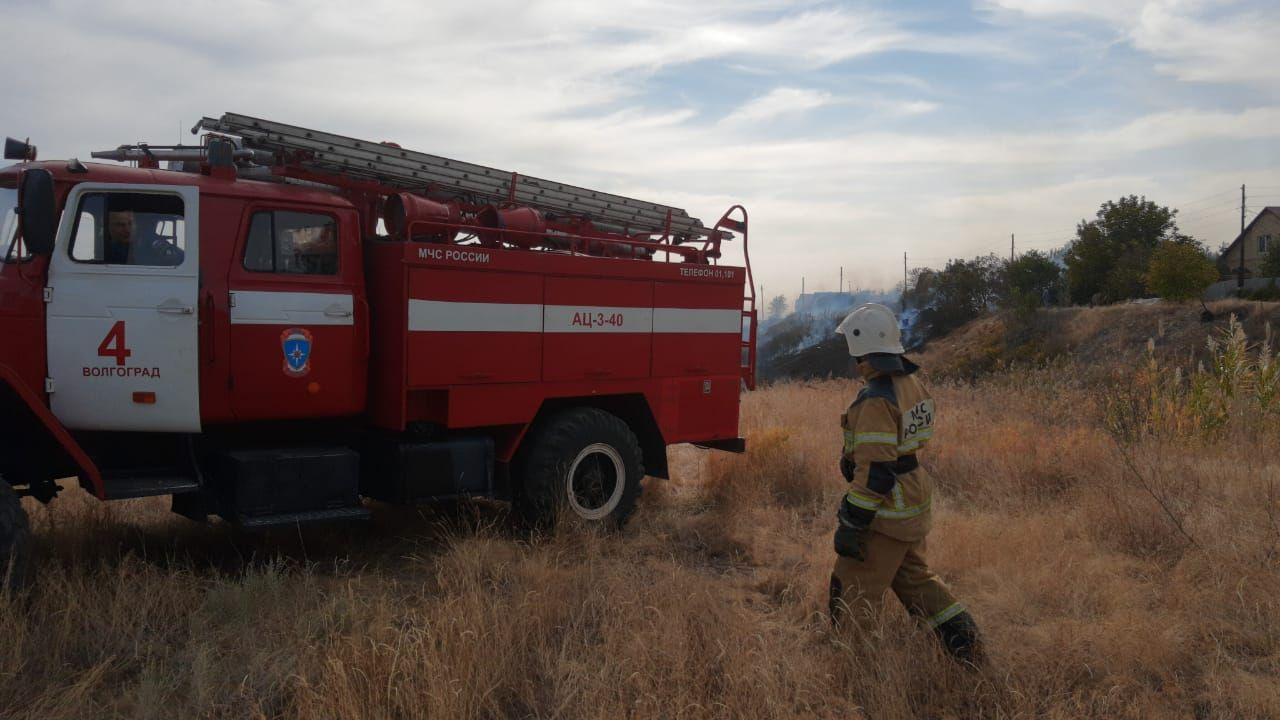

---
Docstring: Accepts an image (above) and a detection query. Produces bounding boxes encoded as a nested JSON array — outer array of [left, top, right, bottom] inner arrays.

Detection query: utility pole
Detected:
[[839, 266, 843, 294], [1239, 184, 1247, 288], [903, 252, 908, 293], [1010, 233, 1015, 263]]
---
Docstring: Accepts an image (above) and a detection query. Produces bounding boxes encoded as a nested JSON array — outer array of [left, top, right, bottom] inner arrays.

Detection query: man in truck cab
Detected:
[[104, 208, 184, 266], [828, 303, 983, 666]]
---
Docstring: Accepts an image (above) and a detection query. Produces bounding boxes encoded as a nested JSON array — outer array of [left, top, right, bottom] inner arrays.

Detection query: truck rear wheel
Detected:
[[0, 477, 32, 593], [517, 408, 644, 529]]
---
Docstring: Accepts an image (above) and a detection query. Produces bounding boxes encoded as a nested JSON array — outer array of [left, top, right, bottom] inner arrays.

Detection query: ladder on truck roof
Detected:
[[194, 112, 710, 240]]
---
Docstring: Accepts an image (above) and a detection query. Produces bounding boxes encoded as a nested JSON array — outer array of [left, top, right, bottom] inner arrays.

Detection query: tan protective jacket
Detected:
[[840, 359, 936, 542]]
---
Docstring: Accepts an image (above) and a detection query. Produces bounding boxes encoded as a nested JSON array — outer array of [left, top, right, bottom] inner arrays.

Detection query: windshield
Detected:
[[0, 188, 21, 264]]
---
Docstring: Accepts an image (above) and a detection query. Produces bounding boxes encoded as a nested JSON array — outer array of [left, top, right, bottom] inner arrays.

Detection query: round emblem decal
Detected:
[[281, 328, 314, 377]]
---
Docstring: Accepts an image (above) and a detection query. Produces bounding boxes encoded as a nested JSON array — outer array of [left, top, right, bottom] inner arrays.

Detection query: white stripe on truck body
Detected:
[[407, 300, 741, 334]]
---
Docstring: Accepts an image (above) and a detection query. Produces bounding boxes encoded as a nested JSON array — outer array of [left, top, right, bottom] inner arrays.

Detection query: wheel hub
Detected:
[[566, 443, 625, 520]]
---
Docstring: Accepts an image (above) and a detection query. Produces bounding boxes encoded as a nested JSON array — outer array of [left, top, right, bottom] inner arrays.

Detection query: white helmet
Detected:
[[835, 303, 905, 357]]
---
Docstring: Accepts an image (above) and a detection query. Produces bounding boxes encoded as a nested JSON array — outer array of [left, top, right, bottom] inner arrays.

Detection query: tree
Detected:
[[768, 295, 788, 319], [902, 255, 1004, 340], [1101, 245, 1154, 302], [1004, 251, 1062, 307], [1262, 244, 1280, 278], [1215, 241, 1237, 278], [1064, 195, 1183, 304], [901, 267, 938, 313], [1145, 241, 1219, 301]]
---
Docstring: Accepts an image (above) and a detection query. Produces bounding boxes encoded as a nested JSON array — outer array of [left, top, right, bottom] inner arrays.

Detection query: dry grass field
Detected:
[[3, 308, 1279, 719]]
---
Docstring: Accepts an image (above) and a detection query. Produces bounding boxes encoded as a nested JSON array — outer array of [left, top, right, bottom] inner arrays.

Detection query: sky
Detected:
[[3, 0, 1279, 296]]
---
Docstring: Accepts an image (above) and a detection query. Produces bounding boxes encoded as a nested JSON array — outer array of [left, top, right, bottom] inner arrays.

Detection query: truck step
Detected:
[[103, 474, 202, 500], [234, 506, 371, 529]]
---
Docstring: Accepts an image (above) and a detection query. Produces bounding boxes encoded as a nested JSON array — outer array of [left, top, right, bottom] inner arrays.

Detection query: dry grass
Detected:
[[4, 322, 1280, 718], [916, 299, 1280, 381]]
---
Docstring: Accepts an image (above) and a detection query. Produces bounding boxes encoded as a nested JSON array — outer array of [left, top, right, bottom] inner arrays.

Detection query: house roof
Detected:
[[1223, 206, 1280, 253]]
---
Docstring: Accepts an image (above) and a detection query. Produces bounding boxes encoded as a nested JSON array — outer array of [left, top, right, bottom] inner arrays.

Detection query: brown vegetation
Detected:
[[4, 308, 1280, 718], [917, 298, 1280, 380]]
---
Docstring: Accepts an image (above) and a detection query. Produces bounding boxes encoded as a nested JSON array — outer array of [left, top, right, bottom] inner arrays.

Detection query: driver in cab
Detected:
[[104, 210, 184, 266]]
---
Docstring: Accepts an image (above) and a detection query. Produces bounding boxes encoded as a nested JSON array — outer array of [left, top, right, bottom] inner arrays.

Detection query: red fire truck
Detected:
[[0, 113, 756, 584]]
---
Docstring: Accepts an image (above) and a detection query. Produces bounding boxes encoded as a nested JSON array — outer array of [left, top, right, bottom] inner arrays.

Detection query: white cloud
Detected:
[[985, 0, 1280, 88], [1132, 2, 1280, 86], [720, 88, 835, 125], [859, 73, 936, 93], [870, 99, 940, 117], [720, 89, 937, 127], [981, 0, 1146, 23]]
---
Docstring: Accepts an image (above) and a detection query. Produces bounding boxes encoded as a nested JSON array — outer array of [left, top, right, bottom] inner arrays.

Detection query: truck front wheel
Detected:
[[517, 408, 644, 529], [0, 477, 32, 592]]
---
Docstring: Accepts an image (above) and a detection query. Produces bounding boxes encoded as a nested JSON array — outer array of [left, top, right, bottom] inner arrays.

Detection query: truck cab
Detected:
[[2, 159, 373, 498]]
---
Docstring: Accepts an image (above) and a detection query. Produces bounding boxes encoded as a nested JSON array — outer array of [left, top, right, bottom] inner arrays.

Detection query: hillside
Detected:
[[757, 311, 851, 382], [762, 299, 1280, 383], [916, 299, 1280, 380]]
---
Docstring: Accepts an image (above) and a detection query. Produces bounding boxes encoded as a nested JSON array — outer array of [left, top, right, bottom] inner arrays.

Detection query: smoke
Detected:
[[759, 288, 901, 375], [787, 289, 899, 352], [899, 305, 927, 351]]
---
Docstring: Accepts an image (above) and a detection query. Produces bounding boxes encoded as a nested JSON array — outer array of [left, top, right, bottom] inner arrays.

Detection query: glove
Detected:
[[839, 455, 856, 482], [833, 499, 876, 560]]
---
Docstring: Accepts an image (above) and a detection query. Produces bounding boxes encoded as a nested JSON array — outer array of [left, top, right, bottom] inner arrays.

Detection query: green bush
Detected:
[[1004, 251, 1061, 308], [1145, 241, 1219, 301]]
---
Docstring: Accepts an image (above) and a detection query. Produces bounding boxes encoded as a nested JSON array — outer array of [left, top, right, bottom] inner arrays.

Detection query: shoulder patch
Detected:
[[855, 375, 897, 406]]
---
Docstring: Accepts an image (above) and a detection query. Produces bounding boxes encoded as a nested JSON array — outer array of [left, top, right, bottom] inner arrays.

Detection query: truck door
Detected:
[[46, 184, 201, 432], [227, 206, 365, 420]]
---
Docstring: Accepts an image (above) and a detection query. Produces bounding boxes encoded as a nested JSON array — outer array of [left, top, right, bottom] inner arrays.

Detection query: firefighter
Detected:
[[105, 209, 184, 266], [103, 210, 136, 264], [828, 302, 982, 666]]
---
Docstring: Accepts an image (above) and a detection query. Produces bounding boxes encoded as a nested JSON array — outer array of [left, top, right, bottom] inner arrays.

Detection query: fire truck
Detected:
[[0, 113, 756, 585]]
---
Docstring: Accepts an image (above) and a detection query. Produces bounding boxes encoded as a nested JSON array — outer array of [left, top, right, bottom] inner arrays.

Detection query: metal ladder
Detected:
[[195, 112, 710, 240]]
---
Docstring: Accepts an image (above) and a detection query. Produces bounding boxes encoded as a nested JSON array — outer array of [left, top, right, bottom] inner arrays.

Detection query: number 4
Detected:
[[98, 321, 132, 366]]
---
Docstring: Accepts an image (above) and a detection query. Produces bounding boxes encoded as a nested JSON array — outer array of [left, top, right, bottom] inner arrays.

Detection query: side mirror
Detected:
[[18, 169, 56, 255]]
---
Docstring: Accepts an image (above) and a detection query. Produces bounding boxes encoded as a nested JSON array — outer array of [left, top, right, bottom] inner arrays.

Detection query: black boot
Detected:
[[934, 611, 983, 667]]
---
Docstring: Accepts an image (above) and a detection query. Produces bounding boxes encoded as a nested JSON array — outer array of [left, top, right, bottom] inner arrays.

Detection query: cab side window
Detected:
[[68, 192, 186, 267], [243, 211, 338, 275]]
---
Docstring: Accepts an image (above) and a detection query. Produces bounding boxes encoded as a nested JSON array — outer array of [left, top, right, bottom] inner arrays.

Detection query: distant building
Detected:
[[1220, 207, 1280, 278]]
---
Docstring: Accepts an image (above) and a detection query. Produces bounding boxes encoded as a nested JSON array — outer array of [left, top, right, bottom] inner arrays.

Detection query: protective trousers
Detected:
[[829, 530, 964, 632]]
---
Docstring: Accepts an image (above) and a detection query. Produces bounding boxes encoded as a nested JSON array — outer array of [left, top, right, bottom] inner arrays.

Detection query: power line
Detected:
[[1017, 227, 1078, 238], [1178, 204, 1239, 219], [1175, 188, 1239, 208]]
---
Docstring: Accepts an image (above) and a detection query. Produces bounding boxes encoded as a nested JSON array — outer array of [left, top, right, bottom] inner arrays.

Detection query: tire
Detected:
[[516, 408, 644, 529], [0, 477, 32, 593]]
